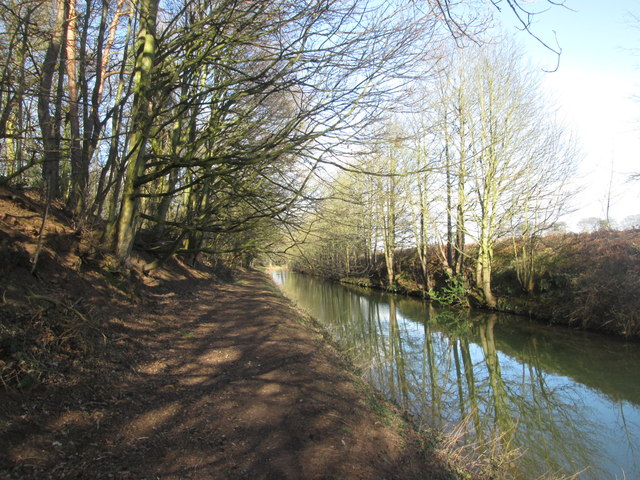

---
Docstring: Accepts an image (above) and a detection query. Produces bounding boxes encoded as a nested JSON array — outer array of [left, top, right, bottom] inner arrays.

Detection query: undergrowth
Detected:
[[0, 296, 104, 389]]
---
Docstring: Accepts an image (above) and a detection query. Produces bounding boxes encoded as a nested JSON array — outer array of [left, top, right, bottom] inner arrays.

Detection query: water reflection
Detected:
[[272, 270, 640, 479]]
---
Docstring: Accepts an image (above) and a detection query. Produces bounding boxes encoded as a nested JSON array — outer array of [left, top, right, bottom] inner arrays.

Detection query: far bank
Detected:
[[286, 229, 640, 339]]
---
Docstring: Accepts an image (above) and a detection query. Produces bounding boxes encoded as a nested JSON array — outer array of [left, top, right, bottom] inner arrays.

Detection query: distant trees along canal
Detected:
[[3, 0, 635, 335], [290, 42, 576, 312]]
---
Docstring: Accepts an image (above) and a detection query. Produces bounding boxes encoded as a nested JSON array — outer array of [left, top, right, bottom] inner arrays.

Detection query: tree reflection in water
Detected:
[[272, 271, 640, 480]]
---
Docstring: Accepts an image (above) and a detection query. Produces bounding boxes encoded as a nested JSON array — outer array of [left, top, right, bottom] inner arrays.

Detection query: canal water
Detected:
[[271, 270, 640, 479]]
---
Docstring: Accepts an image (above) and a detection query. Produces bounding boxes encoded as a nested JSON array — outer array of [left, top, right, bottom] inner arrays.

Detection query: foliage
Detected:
[[0, 0, 469, 270], [289, 40, 575, 310], [428, 275, 469, 307], [3, 0, 635, 339], [299, 226, 640, 338], [552, 231, 640, 336]]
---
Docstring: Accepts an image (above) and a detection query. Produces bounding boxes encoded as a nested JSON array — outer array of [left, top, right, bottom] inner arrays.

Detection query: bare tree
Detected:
[[0, 0, 575, 271], [459, 42, 575, 305], [37, 0, 67, 201]]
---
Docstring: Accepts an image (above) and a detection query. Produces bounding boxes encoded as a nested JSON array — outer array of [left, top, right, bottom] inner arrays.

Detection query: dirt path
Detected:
[[1, 269, 451, 479]]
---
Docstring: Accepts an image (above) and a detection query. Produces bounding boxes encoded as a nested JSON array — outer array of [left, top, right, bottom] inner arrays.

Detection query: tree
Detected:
[[0, 0, 44, 185], [0, 0, 573, 272], [375, 140, 398, 287], [36, 0, 67, 201], [509, 121, 576, 292], [437, 42, 574, 306], [428, 56, 475, 279], [577, 217, 609, 233], [104, 0, 456, 266], [114, 0, 159, 264], [402, 109, 439, 291], [406, 140, 437, 291]]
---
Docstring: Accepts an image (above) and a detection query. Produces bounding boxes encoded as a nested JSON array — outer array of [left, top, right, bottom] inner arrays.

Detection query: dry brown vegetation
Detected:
[[491, 230, 640, 338]]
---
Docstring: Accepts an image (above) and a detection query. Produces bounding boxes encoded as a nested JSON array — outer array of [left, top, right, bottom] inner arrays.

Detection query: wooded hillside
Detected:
[[0, 0, 484, 270]]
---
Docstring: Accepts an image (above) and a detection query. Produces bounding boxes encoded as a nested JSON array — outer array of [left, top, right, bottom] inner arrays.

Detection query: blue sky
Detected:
[[498, 0, 640, 229]]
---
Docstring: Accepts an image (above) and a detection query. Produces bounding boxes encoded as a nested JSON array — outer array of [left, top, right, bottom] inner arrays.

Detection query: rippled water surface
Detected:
[[272, 270, 640, 479]]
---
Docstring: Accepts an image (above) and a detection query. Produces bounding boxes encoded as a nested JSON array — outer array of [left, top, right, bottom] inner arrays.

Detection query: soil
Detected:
[[0, 188, 455, 480]]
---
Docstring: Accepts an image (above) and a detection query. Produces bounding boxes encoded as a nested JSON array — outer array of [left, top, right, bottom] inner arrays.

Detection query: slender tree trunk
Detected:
[[383, 194, 396, 287], [152, 168, 179, 241], [37, 0, 66, 200], [5, 18, 29, 178], [445, 147, 454, 271], [66, 0, 85, 213], [95, 6, 133, 223], [115, 0, 159, 265], [416, 182, 432, 291], [419, 212, 428, 289], [514, 235, 537, 293], [454, 151, 466, 276]]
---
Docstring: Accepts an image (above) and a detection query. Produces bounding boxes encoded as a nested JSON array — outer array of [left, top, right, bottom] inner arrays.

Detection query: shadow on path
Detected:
[[1, 270, 446, 479]]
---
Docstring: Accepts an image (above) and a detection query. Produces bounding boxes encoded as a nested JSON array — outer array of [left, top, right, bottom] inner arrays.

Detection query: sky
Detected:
[[497, 0, 640, 230]]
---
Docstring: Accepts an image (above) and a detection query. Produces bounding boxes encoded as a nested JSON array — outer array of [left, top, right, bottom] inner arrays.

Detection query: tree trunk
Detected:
[[477, 242, 496, 308], [482, 255, 496, 308], [445, 148, 454, 271], [37, 0, 66, 200], [115, 0, 159, 265], [94, 6, 133, 223], [454, 154, 466, 276], [383, 195, 396, 287], [416, 187, 432, 292], [65, 0, 85, 214], [3, 16, 29, 179], [152, 168, 179, 241], [514, 237, 537, 293]]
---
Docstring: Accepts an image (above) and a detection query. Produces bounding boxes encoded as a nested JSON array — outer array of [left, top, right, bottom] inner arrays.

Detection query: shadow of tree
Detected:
[[1, 270, 446, 479]]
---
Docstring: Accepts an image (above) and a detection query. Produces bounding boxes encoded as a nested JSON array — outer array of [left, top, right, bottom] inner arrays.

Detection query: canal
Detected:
[[272, 270, 640, 479]]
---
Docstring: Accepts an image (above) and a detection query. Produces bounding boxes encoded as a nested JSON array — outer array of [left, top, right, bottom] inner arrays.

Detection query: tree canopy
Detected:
[[0, 0, 569, 270]]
